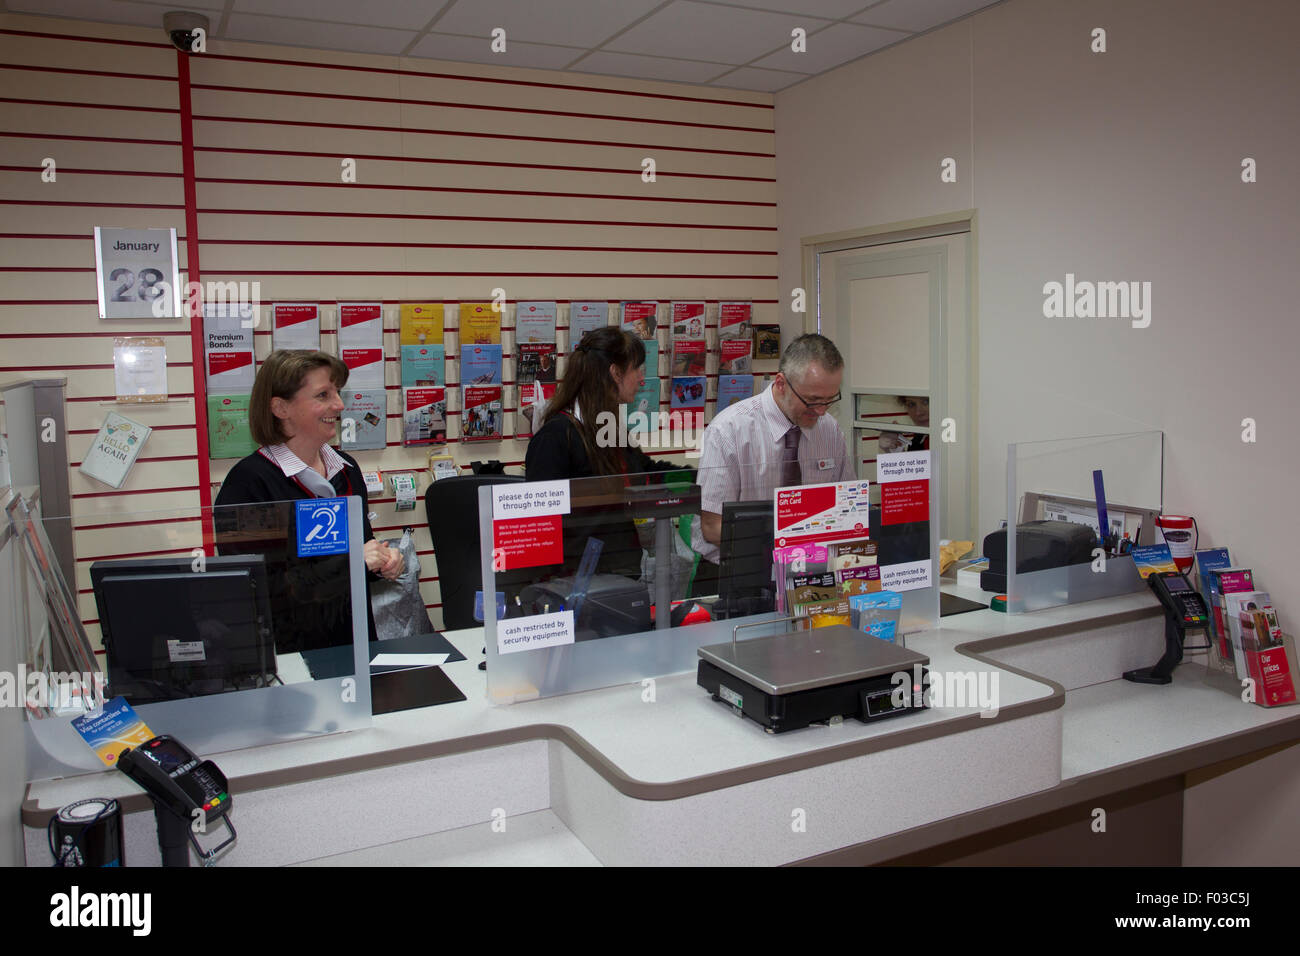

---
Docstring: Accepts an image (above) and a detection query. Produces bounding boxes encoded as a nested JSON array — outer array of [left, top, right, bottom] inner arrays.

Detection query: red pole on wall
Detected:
[[177, 48, 215, 554]]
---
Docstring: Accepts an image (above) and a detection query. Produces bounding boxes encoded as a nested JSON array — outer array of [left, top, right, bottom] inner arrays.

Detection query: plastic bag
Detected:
[[370, 529, 435, 640]]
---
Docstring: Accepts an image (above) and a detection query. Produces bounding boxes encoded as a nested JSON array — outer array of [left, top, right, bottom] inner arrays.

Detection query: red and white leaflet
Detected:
[[621, 301, 658, 339], [670, 301, 706, 339], [203, 303, 255, 393], [719, 337, 752, 373], [718, 301, 752, 338], [272, 302, 320, 350], [773, 479, 871, 548], [338, 301, 384, 388]]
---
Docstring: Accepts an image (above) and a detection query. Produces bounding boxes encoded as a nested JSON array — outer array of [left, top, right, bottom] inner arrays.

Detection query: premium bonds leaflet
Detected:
[[338, 302, 385, 388]]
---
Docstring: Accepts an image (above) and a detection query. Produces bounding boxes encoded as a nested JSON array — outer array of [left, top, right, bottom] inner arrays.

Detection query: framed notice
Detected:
[[113, 337, 168, 403], [94, 227, 182, 320]]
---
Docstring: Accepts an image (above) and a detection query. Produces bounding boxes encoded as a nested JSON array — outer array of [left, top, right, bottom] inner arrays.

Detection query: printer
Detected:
[[517, 574, 651, 640], [980, 520, 1096, 592]]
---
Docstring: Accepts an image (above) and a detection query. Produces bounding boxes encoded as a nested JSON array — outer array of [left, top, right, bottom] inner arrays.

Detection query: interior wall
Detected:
[[0, 12, 778, 634], [775, 0, 1300, 633]]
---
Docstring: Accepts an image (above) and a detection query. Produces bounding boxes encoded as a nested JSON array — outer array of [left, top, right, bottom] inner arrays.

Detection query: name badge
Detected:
[[817, 458, 834, 471]]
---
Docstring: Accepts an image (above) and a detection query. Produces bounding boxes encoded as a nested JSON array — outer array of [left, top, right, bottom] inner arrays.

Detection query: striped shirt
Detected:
[[259, 443, 347, 492], [692, 384, 855, 563]]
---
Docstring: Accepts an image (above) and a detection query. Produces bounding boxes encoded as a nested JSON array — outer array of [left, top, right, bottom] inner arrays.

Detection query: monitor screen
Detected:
[[91, 555, 276, 704]]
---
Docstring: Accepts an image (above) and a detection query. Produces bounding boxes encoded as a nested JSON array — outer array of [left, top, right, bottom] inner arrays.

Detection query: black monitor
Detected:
[[91, 555, 277, 704], [717, 501, 776, 619]]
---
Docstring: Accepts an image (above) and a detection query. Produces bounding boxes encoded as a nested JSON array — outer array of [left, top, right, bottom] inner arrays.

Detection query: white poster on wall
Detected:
[[94, 227, 182, 319], [203, 302, 256, 394]]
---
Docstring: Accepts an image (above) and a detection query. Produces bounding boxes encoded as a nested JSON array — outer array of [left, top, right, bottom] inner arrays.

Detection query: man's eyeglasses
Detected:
[[783, 378, 841, 411]]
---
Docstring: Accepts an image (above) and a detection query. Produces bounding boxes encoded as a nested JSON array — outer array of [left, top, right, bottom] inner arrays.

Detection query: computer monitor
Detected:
[[91, 555, 277, 704], [717, 501, 777, 619]]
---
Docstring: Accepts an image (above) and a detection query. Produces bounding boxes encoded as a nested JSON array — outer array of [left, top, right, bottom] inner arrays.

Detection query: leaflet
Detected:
[[272, 302, 320, 350], [569, 301, 609, 342], [338, 301, 385, 388]]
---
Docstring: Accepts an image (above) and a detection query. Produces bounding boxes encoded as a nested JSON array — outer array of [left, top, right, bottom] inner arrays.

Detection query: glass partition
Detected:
[[1005, 430, 1163, 613], [5, 490, 372, 780], [480, 453, 939, 703]]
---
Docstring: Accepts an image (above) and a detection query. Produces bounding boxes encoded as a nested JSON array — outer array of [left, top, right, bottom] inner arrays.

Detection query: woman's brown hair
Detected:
[[249, 350, 349, 446], [542, 327, 645, 475]]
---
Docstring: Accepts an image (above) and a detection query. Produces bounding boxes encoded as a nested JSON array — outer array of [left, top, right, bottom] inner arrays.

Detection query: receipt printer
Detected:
[[981, 520, 1096, 592], [518, 574, 651, 639]]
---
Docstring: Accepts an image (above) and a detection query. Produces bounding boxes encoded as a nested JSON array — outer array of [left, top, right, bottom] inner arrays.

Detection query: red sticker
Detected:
[[881, 480, 929, 525], [493, 515, 564, 570]]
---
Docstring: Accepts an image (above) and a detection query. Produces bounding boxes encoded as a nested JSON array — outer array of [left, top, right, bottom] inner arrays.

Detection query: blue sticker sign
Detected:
[[296, 497, 349, 556]]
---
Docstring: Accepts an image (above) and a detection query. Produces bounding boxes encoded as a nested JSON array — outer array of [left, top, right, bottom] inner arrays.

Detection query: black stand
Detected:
[[1124, 615, 1185, 685], [153, 802, 192, 868]]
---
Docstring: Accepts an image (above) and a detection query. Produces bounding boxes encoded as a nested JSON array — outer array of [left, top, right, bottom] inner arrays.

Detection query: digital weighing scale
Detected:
[[697, 623, 930, 734]]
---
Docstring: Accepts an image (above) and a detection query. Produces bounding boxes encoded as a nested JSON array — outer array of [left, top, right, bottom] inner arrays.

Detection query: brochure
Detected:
[[670, 301, 706, 339], [206, 395, 258, 459], [400, 343, 445, 386], [401, 387, 446, 446], [621, 301, 658, 340], [516, 301, 557, 343], [460, 343, 503, 386], [272, 302, 320, 351], [80, 412, 151, 488], [338, 301, 385, 389], [399, 302, 444, 345], [1131, 543, 1178, 579], [672, 339, 707, 377], [341, 387, 387, 451], [462, 386, 503, 441], [460, 302, 501, 344], [569, 301, 609, 342], [716, 374, 753, 411]]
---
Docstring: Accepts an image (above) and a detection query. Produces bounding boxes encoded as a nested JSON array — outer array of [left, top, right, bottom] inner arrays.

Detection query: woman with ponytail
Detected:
[[526, 326, 671, 481], [525, 326, 677, 578]]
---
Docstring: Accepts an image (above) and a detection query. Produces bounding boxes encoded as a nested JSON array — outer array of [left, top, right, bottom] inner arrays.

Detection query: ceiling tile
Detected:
[[709, 66, 808, 92], [753, 21, 902, 73], [409, 33, 587, 70], [433, 0, 668, 48], [569, 50, 729, 84], [853, 0, 1000, 33], [696, 0, 874, 18], [605, 1, 832, 65], [224, 14, 417, 56], [232, 0, 442, 31]]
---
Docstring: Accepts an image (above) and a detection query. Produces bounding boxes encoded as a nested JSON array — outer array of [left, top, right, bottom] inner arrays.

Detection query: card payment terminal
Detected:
[[117, 735, 237, 865], [1124, 571, 1210, 685]]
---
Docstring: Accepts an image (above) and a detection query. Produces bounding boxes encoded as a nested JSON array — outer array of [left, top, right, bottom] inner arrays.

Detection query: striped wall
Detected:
[[0, 12, 779, 635]]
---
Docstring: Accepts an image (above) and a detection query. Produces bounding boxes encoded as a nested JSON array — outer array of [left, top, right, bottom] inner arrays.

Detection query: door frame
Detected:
[[800, 210, 980, 541]]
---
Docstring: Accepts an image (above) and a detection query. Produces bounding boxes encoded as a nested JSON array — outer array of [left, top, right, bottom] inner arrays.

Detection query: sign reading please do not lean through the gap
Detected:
[[491, 480, 570, 571]]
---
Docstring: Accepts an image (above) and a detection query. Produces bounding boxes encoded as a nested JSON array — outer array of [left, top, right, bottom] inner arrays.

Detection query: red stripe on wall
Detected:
[[198, 239, 776, 254], [196, 208, 776, 230]]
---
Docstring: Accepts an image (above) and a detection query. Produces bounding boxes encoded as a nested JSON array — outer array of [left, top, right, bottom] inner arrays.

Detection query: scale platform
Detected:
[[697, 624, 930, 734]]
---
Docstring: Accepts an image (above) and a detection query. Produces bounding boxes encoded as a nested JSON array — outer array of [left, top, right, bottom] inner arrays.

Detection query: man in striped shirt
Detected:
[[691, 333, 855, 591]]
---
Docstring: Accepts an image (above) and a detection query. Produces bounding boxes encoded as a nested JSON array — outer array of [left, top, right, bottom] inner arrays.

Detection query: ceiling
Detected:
[[4, 0, 1005, 92]]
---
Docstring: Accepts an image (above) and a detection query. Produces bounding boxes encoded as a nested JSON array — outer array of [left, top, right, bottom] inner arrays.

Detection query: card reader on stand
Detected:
[[1123, 571, 1212, 685], [697, 620, 930, 733], [117, 734, 236, 866]]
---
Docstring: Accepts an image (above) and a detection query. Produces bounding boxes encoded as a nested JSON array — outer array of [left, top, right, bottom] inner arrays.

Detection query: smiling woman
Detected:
[[213, 350, 402, 652]]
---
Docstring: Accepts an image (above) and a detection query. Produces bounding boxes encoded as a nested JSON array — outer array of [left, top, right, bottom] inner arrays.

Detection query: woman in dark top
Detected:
[[525, 327, 676, 576], [214, 350, 401, 654]]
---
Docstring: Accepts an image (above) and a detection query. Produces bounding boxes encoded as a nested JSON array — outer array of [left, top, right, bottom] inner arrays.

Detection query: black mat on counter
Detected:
[[940, 591, 989, 616], [371, 665, 466, 714]]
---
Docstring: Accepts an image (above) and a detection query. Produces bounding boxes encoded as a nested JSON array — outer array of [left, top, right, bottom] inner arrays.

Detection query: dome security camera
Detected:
[[163, 11, 210, 53]]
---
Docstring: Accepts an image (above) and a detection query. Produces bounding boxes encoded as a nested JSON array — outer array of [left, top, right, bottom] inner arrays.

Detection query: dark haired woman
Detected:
[[525, 327, 677, 577], [526, 327, 667, 481], [214, 349, 401, 654]]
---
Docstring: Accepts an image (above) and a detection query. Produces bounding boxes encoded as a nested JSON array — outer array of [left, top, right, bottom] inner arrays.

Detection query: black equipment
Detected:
[[117, 734, 236, 866], [980, 520, 1096, 592], [91, 555, 276, 704], [1124, 571, 1211, 685]]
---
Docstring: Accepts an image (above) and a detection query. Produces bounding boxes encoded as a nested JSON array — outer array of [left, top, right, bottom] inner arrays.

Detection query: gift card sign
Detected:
[[296, 497, 349, 557]]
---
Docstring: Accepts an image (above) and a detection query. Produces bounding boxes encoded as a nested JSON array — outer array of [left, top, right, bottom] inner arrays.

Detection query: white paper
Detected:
[[338, 302, 385, 388], [362, 470, 383, 495], [492, 479, 570, 518], [392, 473, 417, 512], [497, 611, 575, 655], [876, 451, 931, 483], [369, 653, 450, 668], [204, 303, 256, 394]]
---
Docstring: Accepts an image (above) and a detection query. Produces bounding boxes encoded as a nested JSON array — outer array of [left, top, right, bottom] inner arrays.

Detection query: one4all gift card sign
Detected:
[[774, 479, 871, 548]]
